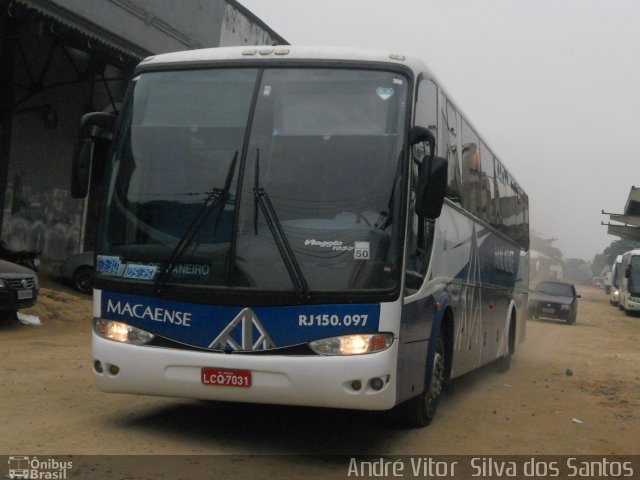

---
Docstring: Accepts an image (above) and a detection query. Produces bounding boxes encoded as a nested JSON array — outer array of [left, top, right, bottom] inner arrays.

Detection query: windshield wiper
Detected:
[[253, 150, 309, 296], [153, 151, 238, 293]]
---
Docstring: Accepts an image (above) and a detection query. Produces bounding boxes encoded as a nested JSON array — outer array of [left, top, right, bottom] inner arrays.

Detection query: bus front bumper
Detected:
[[92, 333, 398, 411], [624, 296, 640, 311]]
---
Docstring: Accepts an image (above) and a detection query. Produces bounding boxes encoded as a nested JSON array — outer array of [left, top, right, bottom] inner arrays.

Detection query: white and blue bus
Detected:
[[610, 254, 623, 305], [619, 249, 640, 314], [73, 47, 529, 426]]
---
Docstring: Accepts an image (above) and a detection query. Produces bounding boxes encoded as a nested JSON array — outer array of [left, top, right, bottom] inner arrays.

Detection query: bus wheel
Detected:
[[500, 317, 516, 372], [400, 333, 445, 427]]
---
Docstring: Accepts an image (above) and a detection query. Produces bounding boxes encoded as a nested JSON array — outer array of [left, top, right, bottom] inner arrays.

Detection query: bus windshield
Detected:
[[99, 67, 409, 294], [613, 261, 622, 288]]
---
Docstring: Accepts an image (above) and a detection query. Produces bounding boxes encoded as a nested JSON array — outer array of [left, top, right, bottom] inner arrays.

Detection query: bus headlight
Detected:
[[94, 318, 154, 345], [309, 333, 393, 355]]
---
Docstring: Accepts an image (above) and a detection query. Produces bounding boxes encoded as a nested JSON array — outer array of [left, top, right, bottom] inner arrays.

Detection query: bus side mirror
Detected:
[[415, 155, 448, 220], [625, 266, 631, 278], [410, 126, 435, 157], [71, 112, 115, 199]]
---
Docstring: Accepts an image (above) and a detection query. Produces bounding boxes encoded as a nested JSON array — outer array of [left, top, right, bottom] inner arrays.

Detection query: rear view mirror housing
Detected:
[[71, 112, 115, 198], [415, 155, 448, 220], [410, 125, 447, 219]]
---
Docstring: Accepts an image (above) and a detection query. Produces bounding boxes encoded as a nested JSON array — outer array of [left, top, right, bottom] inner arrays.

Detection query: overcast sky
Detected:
[[240, 0, 639, 261]]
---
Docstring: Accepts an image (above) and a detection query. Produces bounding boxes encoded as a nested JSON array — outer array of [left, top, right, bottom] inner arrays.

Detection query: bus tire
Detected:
[[399, 332, 445, 427], [500, 316, 516, 372]]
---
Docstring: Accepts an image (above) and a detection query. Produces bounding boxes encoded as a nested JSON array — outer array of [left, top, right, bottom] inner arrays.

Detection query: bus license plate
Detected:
[[18, 289, 33, 300], [201, 368, 251, 388]]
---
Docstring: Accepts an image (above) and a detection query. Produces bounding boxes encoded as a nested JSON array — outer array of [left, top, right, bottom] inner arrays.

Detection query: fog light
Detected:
[[94, 360, 103, 373], [108, 364, 120, 375], [370, 377, 384, 391], [351, 380, 362, 391]]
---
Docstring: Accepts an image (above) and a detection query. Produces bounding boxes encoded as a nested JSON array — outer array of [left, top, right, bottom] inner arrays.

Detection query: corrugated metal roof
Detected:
[[15, 0, 148, 60]]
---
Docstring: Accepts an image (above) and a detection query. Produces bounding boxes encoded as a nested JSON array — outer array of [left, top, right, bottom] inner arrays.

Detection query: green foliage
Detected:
[[530, 231, 563, 260], [591, 252, 608, 276], [603, 239, 640, 264], [564, 258, 592, 285]]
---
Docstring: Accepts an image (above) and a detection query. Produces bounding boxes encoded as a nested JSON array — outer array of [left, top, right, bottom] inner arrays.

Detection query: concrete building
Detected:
[[603, 186, 640, 242], [0, 0, 286, 260]]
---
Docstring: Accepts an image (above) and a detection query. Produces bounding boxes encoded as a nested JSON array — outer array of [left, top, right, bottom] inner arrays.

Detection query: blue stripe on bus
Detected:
[[100, 291, 380, 350]]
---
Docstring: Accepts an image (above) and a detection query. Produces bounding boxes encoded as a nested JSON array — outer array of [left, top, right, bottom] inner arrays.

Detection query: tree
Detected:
[[603, 239, 640, 264], [591, 252, 608, 276], [530, 231, 563, 260], [564, 258, 592, 285]]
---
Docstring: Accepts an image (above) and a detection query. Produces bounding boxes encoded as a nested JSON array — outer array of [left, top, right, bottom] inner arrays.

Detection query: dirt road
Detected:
[[1, 279, 638, 461]]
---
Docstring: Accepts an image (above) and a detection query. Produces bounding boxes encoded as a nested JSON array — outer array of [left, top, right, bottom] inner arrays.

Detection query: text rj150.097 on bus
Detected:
[[72, 46, 529, 427]]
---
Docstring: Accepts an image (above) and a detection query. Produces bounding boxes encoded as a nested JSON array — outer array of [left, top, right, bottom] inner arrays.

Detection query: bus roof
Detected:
[[139, 45, 430, 73]]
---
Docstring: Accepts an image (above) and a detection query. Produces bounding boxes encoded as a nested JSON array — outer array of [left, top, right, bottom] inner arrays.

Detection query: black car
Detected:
[[59, 251, 94, 294], [0, 259, 39, 320], [528, 281, 580, 324]]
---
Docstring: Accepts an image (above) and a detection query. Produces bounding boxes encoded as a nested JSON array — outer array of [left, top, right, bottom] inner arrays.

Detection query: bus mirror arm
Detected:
[[415, 154, 448, 220], [71, 112, 116, 199], [70, 138, 92, 198], [79, 112, 116, 138]]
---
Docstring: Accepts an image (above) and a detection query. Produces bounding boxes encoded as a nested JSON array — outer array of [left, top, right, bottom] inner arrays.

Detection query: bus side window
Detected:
[[413, 79, 438, 160], [440, 94, 461, 201], [405, 79, 438, 294], [479, 142, 496, 224], [461, 119, 482, 218], [522, 193, 530, 250], [493, 159, 506, 231]]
